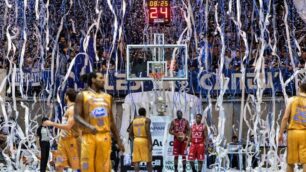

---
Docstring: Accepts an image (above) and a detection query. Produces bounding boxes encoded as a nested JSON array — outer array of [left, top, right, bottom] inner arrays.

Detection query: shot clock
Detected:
[[148, 0, 171, 25]]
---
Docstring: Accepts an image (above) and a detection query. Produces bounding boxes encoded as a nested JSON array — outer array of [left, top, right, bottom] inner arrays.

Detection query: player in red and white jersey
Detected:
[[188, 113, 208, 172], [169, 110, 190, 172]]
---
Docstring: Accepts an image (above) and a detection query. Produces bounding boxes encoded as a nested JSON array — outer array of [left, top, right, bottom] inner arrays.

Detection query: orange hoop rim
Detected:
[[149, 72, 165, 80]]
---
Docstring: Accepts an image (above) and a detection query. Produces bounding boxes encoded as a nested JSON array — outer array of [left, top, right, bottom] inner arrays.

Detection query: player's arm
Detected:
[[146, 118, 152, 150], [44, 107, 75, 130], [278, 97, 293, 144], [187, 127, 191, 146], [110, 113, 122, 144], [186, 120, 191, 141], [109, 98, 125, 152], [169, 121, 176, 136], [74, 92, 96, 132], [187, 122, 193, 145], [128, 121, 134, 140]]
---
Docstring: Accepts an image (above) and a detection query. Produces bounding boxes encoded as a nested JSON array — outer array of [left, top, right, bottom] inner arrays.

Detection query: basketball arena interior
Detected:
[[0, 0, 306, 171]]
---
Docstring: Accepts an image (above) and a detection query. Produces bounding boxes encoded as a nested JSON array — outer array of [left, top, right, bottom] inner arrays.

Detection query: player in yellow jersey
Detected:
[[279, 79, 306, 172], [43, 88, 80, 171], [129, 107, 152, 172], [74, 72, 124, 172]]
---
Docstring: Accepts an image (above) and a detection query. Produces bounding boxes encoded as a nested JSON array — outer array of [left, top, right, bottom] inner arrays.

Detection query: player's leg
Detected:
[[54, 140, 67, 172], [182, 155, 187, 172], [188, 143, 196, 172], [196, 143, 205, 172], [287, 130, 298, 172], [198, 161, 203, 172], [81, 134, 96, 172], [95, 133, 112, 172], [174, 156, 179, 172], [299, 130, 306, 172], [133, 138, 143, 172], [66, 137, 80, 171], [303, 164, 306, 172], [147, 161, 153, 172], [190, 161, 196, 172], [287, 164, 294, 172], [181, 141, 187, 172], [173, 139, 180, 172], [143, 139, 152, 172], [134, 162, 140, 172]]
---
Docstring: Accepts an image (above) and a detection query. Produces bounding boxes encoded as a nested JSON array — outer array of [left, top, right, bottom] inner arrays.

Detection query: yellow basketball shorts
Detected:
[[132, 137, 152, 163], [287, 130, 306, 164], [81, 133, 111, 172], [55, 137, 80, 170]]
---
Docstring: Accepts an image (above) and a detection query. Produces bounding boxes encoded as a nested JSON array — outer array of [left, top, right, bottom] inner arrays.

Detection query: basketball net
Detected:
[[149, 72, 167, 115]]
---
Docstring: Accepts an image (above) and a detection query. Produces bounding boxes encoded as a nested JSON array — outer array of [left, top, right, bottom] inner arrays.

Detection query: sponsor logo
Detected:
[[91, 107, 108, 118], [150, 122, 166, 136], [82, 162, 89, 170], [92, 99, 108, 105], [121, 155, 163, 171], [152, 139, 163, 147]]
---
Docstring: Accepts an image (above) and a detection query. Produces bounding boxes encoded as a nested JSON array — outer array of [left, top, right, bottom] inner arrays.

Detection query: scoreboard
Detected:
[[148, 0, 171, 25]]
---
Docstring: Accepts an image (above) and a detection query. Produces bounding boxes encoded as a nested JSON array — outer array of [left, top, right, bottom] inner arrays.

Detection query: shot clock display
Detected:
[[148, 0, 171, 25]]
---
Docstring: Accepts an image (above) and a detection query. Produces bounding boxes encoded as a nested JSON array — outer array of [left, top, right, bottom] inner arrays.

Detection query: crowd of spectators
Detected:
[[0, 0, 305, 78]]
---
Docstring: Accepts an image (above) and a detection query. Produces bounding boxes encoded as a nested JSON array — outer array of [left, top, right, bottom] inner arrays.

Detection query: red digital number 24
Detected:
[[150, 7, 158, 19], [160, 7, 168, 18]]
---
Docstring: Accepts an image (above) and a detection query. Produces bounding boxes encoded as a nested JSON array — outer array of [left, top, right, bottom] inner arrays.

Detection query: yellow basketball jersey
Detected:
[[60, 105, 79, 138], [132, 117, 147, 138], [81, 90, 112, 134], [288, 96, 306, 130]]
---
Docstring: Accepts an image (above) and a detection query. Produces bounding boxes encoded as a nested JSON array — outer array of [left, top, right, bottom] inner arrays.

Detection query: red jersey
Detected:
[[171, 118, 188, 138], [191, 123, 205, 144]]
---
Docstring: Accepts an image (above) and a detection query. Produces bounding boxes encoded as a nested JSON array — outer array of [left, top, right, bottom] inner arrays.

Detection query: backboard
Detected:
[[126, 44, 188, 81]]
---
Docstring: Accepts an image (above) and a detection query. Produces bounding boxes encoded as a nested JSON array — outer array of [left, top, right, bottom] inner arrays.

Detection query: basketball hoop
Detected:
[[149, 72, 165, 80], [126, 34, 188, 116], [149, 72, 167, 115]]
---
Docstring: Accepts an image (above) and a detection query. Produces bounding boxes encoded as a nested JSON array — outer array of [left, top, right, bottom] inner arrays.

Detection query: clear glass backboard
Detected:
[[126, 44, 188, 81]]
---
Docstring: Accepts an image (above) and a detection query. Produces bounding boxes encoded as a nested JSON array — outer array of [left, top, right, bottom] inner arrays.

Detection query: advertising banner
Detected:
[[40, 68, 295, 97], [14, 68, 42, 86]]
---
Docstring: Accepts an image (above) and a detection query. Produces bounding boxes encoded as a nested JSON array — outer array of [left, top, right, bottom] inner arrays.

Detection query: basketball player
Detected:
[[129, 107, 152, 172], [43, 88, 80, 171], [188, 113, 208, 172], [74, 72, 124, 172], [278, 78, 306, 172], [169, 110, 190, 172]]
